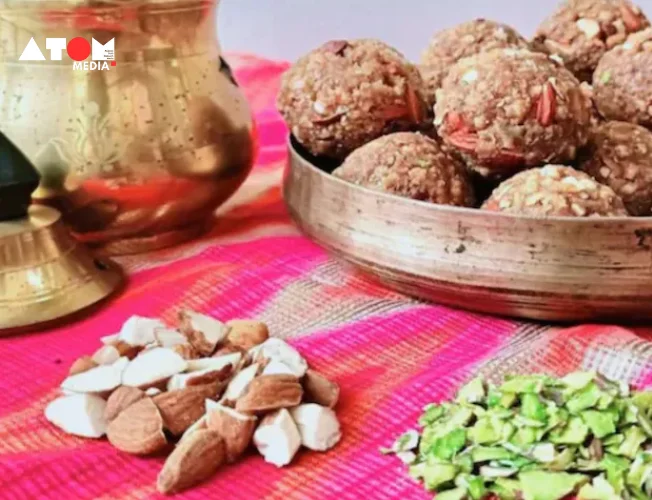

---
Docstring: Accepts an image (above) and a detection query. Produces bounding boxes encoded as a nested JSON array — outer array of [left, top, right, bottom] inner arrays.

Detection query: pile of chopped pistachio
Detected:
[[382, 372, 652, 500]]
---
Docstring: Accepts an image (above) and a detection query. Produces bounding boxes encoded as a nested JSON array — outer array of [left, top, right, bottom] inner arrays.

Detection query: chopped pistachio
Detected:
[[616, 426, 647, 458], [637, 411, 652, 437], [562, 372, 596, 392], [597, 392, 614, 410], [543, 406, 568, 434], [622, 403, 639, 425], [457, 377, 486, 404], [408, 461, 426, 480], [546, 447, 576, 471], [446, 406, 475, 432], [495, 455, 535, 470], [453, 452, 474, 474], [467, 477, 487, 500], [489, 478, 521, 499], [486, 389, 503, 408], [632, 391, 652, 414], [396, 451, 417, 464], [469, 417, 503, 445], [436, 487, 468, 500], [549, 416, 589, 445], [626, 452, 652, 497], [384, 373, 652, 499], [602, 434, 625, 448], [455, 474, 486, 499], [511, 426, 539, 447], [479, 466, 518, 478], [514, 414, 547, 428], [575, 458, 603, 472], [471, 446, 513, 463], [501, 375, 547, 394], [522, 393, 548, 423], [566, 383, 603, 414], [601, 453, 629, 493], [419, 404, 445, 426], [519, 471, 589, 500], [423, 462, 457, 491], [427, 429, 467, 461], [530, 443, 556, 463], [577, 474, 620, 499], [485, 390, 519, 411], [392, 429, 419, 452], [581, 410, 617, 438]]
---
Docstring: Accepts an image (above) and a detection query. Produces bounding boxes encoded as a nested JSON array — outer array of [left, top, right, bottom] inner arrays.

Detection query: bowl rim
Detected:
[[287, 134, 650, 225]]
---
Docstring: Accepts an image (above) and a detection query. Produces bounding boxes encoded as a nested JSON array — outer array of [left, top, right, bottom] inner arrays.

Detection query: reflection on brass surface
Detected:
[[0, 205, 123, 333], [0, 0, 255, 255]]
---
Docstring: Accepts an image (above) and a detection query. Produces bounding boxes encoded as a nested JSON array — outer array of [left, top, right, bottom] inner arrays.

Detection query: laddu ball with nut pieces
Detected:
[[533, 0, 649, 81], [593, 28, 652, 128], [481, 164, 628, 217], [332, 132, 475, 207], [579, 121, 652, 216], [434, 49, 592, 179], [276, 39, 429, 160], [420, 19, 530, 106]]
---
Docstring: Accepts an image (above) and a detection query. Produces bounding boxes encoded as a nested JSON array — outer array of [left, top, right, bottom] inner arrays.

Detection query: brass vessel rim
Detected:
[[288, 135, 652, 224]]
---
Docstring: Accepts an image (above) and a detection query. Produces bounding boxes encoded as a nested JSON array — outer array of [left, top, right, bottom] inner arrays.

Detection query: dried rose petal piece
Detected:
[[536, 81, 557, 127], [379, 104, 410, 121], [606, 32, 628, 48], [620, 4, 643, 32], [492, 149, 526, 167], [567, 87, 590, 124], [447, 131, 479, 152], [445, 112, 468, 134], [405, 85, 423, 124], [322, 40, 349, 56], [311, 111, 346, 126]]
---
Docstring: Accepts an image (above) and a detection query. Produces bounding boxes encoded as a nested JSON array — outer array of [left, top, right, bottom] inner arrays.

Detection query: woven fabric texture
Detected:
[[1, 54, 652, 500]]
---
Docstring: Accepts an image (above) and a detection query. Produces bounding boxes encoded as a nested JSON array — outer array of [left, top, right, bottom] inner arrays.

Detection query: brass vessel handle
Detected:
[[219, 56, 237, 86]]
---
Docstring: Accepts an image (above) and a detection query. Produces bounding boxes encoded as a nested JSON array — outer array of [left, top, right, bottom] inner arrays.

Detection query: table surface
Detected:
[[1, 54, 652, 500]]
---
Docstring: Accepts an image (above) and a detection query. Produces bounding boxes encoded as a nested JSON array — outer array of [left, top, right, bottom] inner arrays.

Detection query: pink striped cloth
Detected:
[[1, 54, 652, 499]]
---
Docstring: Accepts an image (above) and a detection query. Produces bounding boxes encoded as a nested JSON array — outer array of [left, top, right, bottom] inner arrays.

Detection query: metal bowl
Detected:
[[284, 136, 652, 323]]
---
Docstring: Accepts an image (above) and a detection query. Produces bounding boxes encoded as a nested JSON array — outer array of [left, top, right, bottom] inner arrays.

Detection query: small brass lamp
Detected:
[[0, 131, 123, 334]]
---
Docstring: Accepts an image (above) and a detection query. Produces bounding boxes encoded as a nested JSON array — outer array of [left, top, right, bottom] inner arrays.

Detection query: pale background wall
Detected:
[[218, 0, 652, 62]]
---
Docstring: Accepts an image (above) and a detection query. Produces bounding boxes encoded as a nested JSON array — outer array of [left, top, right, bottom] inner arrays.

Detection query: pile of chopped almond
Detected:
[[44, 312, 341, 495]]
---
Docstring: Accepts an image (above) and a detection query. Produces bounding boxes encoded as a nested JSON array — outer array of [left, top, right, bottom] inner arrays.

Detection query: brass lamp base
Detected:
[[0, 205, 123, 334]]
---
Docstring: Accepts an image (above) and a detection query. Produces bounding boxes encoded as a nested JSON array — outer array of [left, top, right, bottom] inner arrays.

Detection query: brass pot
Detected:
[[0, 0, 255, 255]]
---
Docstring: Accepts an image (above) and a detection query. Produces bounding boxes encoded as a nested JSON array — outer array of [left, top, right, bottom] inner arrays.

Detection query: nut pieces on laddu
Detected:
[[279, 0, 652, 217], [420, 19, 530, 106], [44, 313, 342, 495], [534, 0, 649, 81], [482, 165, 627, 217], [434, 49, 592, 179], [593, 27, 652, 128], [332, 132, 475, 206]]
